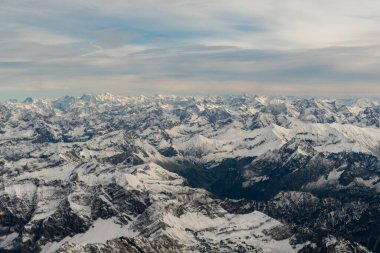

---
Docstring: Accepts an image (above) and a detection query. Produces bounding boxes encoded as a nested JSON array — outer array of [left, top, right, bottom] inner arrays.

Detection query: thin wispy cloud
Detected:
[[0, 0, 379, 99]]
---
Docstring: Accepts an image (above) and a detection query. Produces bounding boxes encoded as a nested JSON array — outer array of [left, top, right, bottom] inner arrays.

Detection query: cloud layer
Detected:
[[1, 0, 380, 99]]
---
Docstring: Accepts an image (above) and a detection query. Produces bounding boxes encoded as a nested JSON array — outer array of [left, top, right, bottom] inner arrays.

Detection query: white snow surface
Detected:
[[37, 163, 298, 252], [2, 94, 380, 252], [41, 218, 137, 253]]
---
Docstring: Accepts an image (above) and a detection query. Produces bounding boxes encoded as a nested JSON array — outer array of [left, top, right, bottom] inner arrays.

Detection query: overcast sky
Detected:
[[1, 0, 380, 99]]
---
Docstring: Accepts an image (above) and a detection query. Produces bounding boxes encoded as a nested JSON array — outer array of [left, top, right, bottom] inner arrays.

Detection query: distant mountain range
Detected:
[[0, 94, 379, 252]]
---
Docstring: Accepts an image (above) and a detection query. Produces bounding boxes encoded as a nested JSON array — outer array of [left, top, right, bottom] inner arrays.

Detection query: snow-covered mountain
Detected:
[[0, 94, 379, 252]]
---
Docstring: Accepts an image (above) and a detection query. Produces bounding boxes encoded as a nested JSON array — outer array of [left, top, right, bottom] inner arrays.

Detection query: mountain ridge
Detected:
[[1, 94, 380, 252]]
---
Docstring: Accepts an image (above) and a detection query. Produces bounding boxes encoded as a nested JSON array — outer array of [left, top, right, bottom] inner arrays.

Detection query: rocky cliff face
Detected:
[[1, 94, 380, 252]]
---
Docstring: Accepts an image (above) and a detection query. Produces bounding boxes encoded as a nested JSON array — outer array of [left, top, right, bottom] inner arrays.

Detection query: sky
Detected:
[[1, 0, 380, 100]]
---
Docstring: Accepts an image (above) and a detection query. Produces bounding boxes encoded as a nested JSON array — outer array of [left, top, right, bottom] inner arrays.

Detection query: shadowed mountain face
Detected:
[[0, 94, 379, 252]]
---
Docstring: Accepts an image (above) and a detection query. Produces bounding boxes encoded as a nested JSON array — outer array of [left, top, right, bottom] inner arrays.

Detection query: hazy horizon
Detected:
[[3, 92, 380, 103], [1, 1, 380, 99]]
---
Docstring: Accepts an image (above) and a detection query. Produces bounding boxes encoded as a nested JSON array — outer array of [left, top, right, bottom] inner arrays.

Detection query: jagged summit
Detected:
[[0, 94, 379, 252]]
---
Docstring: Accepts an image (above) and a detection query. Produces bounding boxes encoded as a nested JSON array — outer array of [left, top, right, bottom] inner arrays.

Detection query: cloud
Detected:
[[1, 43, 379, 99], [0, 0, 380, 99]]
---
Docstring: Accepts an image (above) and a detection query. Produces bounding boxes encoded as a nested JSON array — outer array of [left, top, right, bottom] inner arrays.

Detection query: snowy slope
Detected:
[[1, 94, 380, 252]]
